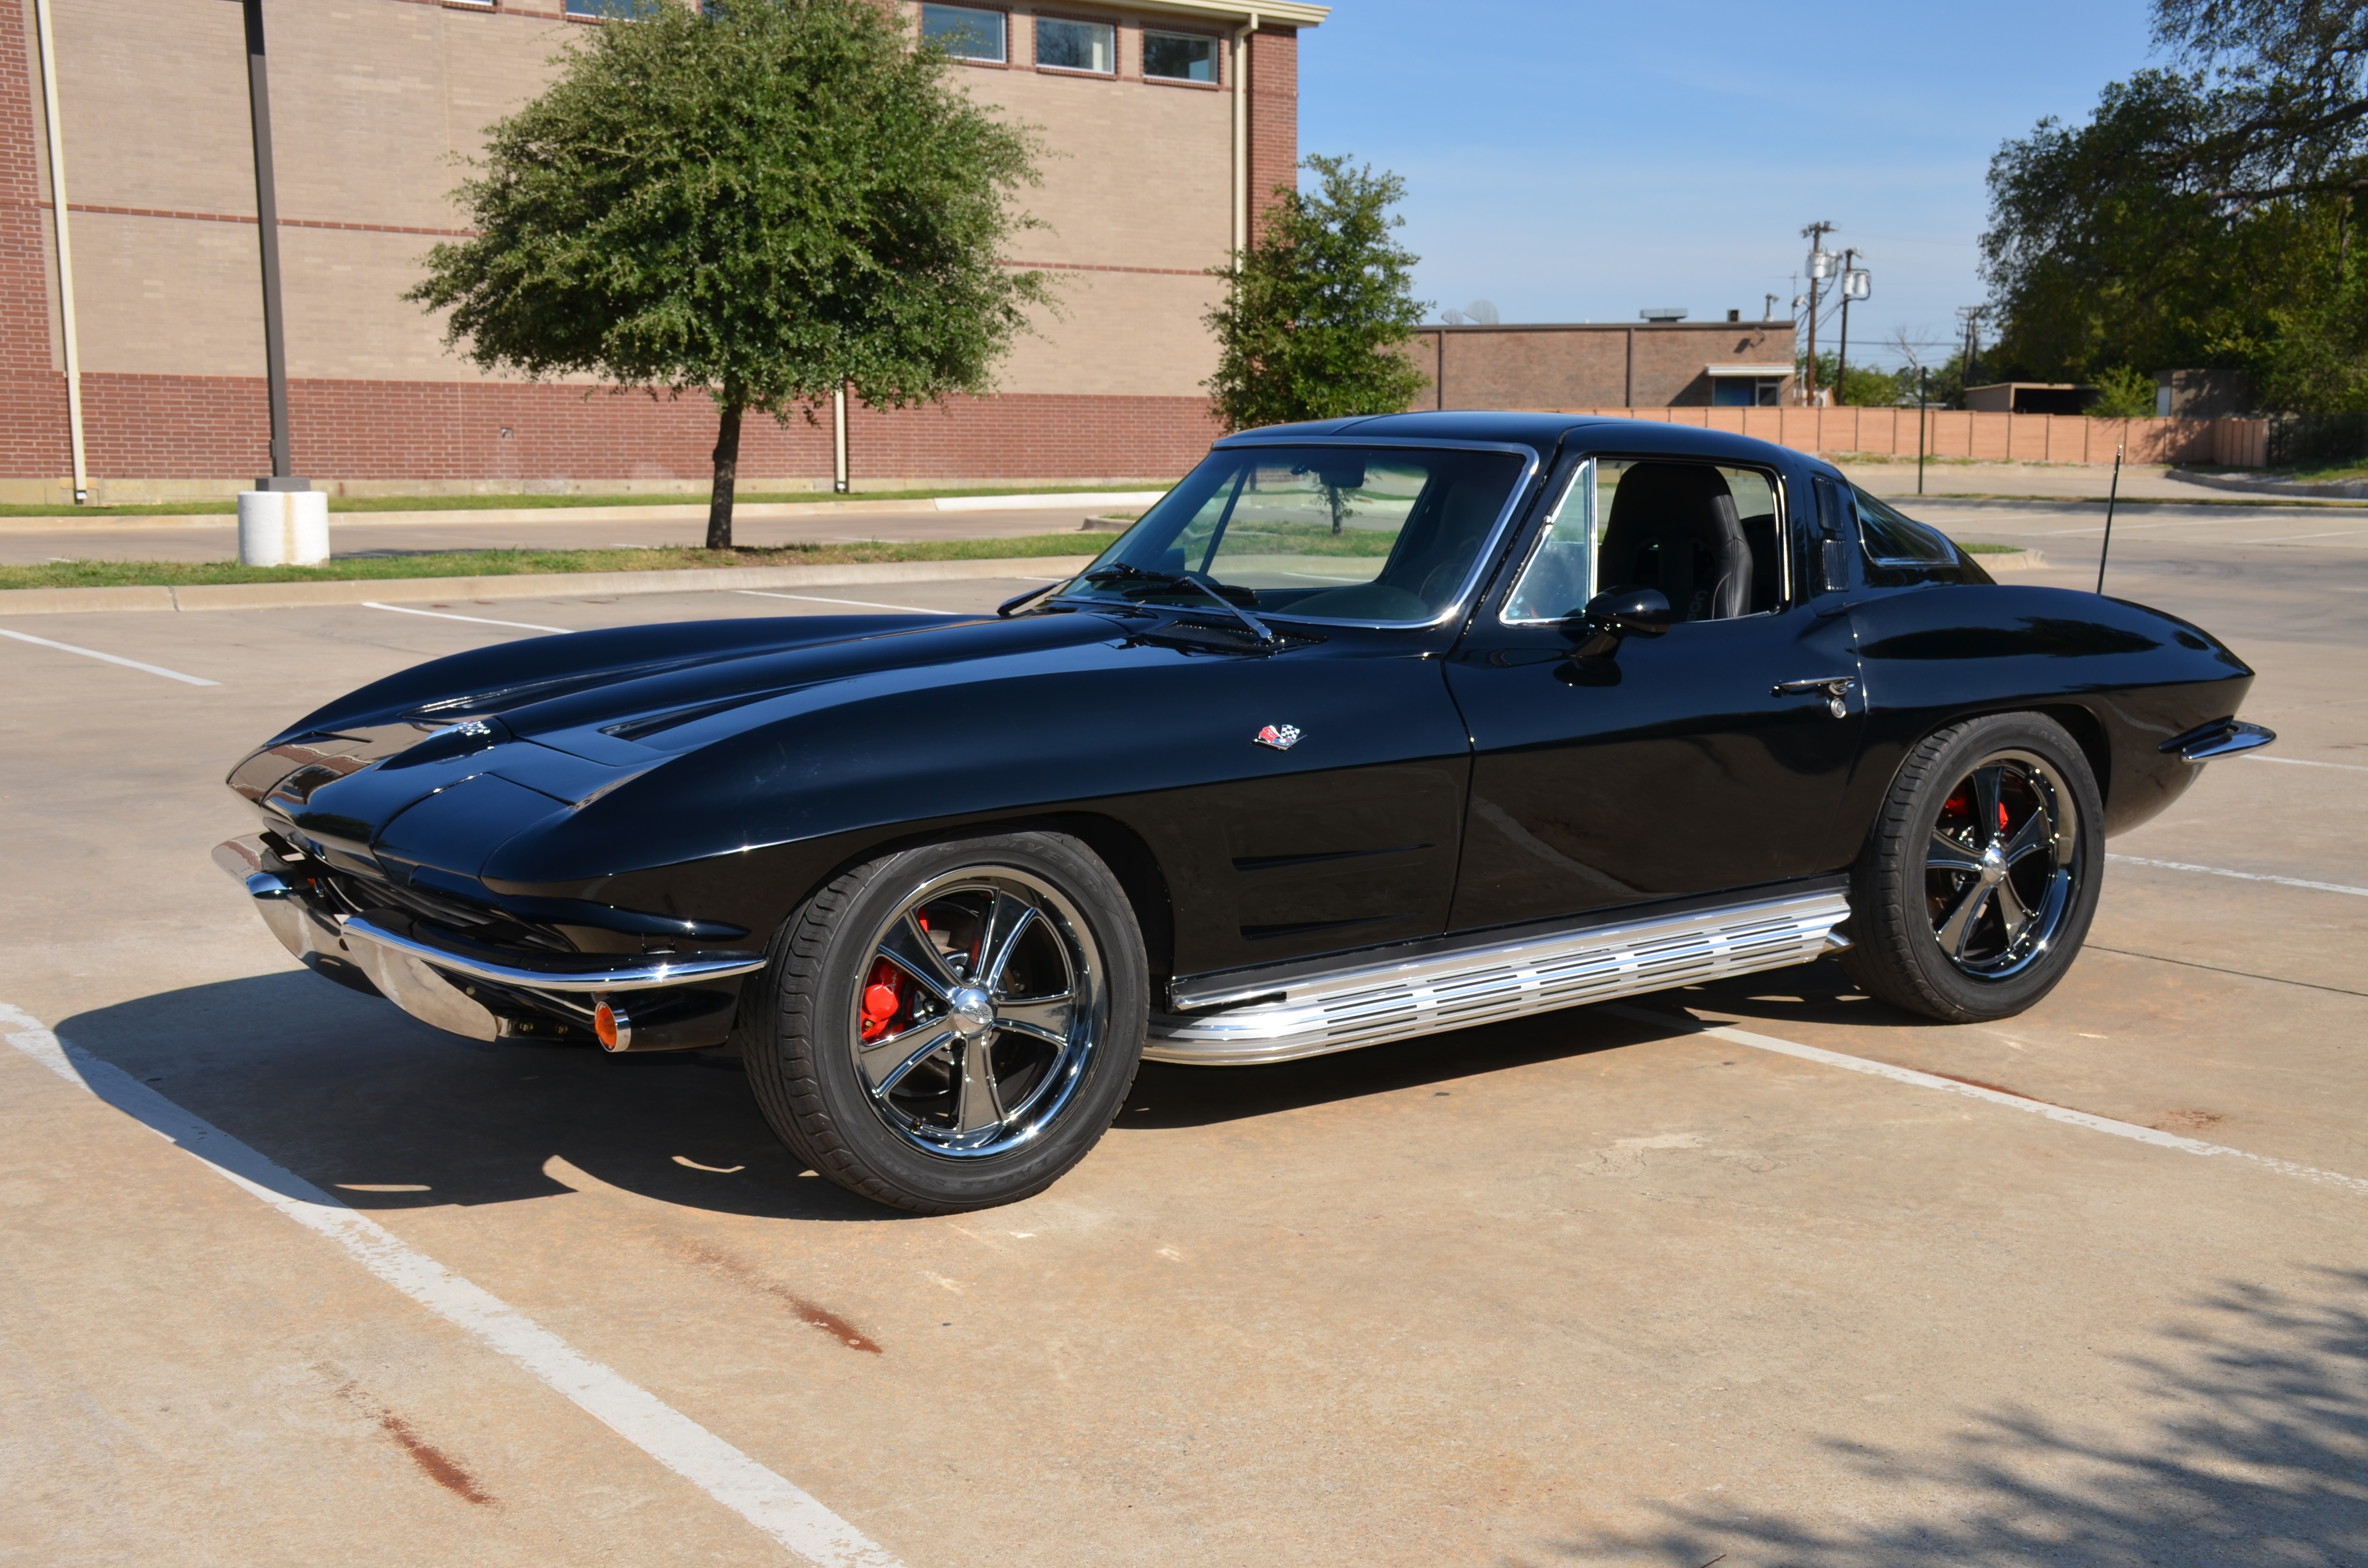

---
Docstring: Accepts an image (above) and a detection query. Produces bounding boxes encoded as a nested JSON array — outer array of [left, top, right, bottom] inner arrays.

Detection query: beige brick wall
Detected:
[[46, 0, 1238, 397]]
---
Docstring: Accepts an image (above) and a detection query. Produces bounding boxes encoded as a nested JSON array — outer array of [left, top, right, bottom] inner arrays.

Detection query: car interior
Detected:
[[1504, 458, 1784, 625], [1596, 460, 1782, 621]]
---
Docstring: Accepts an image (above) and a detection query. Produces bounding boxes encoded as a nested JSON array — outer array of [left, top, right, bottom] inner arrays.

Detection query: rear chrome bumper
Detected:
[[2164, 717, 2276, 764], [212, 834, 764, 1045]]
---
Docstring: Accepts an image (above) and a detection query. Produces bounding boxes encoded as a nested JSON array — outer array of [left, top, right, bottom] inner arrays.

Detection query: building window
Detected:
[[1712, 376, 1782, 407], [1142, 28, 1218, 82], [566, 0, 653, 16], [1036, 15, 1113, 73], [920, 3, 1005, 62]]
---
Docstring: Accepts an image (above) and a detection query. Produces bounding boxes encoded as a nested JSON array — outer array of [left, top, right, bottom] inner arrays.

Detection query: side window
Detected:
[[1508, 457, 1783, 624], [1503, 460, 1595, 622]]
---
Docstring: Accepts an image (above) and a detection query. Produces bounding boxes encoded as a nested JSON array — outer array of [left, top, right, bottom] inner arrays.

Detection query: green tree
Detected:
[[1980, 1, 2368, 412], [1204, 155, 1431, 439], [1797, 351, 1912, 406], [2088, 364, 2161, 418], [408, 0, 1049, 547]]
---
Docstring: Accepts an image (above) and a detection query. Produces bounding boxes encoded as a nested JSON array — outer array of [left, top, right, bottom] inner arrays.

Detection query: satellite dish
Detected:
[[1442, 308, 1468, 326], [1466, 299, 1500, 325]]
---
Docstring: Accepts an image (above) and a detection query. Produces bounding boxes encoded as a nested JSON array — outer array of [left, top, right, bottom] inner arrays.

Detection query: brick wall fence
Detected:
[[1555, 405, 2271, 467]]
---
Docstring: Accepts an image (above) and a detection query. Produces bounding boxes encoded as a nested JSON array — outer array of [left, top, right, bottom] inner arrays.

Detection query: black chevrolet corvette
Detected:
[[215, 413, 2271, 1211]]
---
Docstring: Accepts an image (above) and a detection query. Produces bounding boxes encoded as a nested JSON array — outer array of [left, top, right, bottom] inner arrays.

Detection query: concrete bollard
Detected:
[[236, 489, 330, 566]]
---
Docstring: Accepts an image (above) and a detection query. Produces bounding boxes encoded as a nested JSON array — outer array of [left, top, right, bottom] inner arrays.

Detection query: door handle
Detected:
[[1773, 675, 1857, 717]]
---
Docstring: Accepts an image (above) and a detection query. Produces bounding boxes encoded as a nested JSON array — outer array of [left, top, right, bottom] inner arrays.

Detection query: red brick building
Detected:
[[2, 0, 1323, 503], [1410, 316, 1797, 414]]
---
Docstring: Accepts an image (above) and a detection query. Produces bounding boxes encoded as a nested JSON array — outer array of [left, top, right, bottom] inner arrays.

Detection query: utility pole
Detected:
[[1801, 221, 1835, 404], [1836, 248, 1869, 403], [1957, 306, 1984, 394]]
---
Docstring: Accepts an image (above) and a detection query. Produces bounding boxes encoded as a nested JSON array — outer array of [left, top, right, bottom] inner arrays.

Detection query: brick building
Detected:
[[1, 0, 1322, 502], [1409, 315, 1797, 414]]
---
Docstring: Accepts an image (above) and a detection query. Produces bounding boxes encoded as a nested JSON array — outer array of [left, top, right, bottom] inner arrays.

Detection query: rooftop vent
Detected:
[[1640, 307, 1689, 322]]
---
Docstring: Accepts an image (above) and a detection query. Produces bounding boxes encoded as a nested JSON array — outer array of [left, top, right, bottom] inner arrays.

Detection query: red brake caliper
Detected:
[[860, 958, 904, 1043]]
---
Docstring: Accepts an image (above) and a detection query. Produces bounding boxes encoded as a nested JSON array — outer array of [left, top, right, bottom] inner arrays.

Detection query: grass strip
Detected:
[[1958, 541, 2025, 553], [0, 481, 1173, 520], [0, 535, 1107, 590]]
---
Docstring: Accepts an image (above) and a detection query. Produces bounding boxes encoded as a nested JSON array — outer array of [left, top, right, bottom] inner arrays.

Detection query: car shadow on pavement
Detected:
[[1123, 1005, 1668, 1129], [1519, 1266, 2368, 1568], [52, 971, 899, 1224], [52, 961, 1921, 1213]]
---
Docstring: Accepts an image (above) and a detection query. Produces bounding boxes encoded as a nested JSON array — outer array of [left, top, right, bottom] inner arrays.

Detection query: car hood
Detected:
[[230, 610, 1128, 882]]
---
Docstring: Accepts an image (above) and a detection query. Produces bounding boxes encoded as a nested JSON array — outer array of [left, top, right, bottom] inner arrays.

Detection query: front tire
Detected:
[[743, 831, 1148, 1213], [1842, 713, 2104, 1023]]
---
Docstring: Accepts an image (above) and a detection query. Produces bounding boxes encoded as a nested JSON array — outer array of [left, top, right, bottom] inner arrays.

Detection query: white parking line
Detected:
[[0, 626, 218, 686], [2239, 529, 2367, 543], [363, 601, 570, 634], [2247, 754, 2368, 774], [1603, 1004, 2368, 1200], [737, 591, 960, 614], [0, 1002, 900, 1568], [2108, 852, 2368, 898]]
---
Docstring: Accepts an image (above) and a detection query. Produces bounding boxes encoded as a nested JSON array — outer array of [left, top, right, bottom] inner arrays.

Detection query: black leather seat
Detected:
[[1597, 462, 1752, 622]]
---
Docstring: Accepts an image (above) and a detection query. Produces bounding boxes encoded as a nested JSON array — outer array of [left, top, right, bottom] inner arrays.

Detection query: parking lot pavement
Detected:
[[0, 504, 1111, 565], [3, 538, 2365, 1567]]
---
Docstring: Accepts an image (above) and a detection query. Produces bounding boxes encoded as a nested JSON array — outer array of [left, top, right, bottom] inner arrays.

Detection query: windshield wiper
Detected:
[[1081, 564, 1278, 650]]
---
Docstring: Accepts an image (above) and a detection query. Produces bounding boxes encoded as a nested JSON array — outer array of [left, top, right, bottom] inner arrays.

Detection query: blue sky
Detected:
[[1297, 0, 2161, 370]]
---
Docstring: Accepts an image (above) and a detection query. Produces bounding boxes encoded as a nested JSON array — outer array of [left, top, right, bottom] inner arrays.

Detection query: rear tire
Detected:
[[743, 831, 1147, 1213], [1842, 713, 2103, 1023]]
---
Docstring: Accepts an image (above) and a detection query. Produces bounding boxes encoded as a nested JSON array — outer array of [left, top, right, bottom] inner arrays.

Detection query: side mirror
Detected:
[[1565, 588, 1671, 661], [1579, 588, 1672, 637]]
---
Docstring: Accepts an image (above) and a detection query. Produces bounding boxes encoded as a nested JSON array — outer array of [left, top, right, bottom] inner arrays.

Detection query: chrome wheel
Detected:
[[1924, 748, 2083, 979], [851, 868, 1104, 1160]]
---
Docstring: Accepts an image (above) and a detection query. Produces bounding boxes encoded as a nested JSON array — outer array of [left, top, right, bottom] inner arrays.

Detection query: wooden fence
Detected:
[[1542, 407, 2270, 467]]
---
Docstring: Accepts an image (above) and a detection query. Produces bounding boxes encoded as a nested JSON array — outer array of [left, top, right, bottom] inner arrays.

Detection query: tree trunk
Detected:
[[705, 398, 743, 551]]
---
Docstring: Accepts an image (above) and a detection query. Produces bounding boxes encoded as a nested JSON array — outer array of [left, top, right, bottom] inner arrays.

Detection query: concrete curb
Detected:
[[1972, 549, 2048, 574], [0, 490, 1169, 533], [2168, 469, 2368, 500], [0, 556, 1098, 617]]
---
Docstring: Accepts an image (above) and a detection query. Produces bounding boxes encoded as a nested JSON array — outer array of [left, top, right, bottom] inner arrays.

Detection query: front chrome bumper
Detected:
[[211, 835, 765, 1046]]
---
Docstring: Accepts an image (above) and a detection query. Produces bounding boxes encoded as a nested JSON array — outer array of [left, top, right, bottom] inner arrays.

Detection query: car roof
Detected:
[[1218, 409, 1824, 473]]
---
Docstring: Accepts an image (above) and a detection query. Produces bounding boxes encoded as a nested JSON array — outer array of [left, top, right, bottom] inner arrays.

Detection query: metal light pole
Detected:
[[239, 0, 302, 490], [232, 0, 326, 566], [1918, 368, 1928, 496]]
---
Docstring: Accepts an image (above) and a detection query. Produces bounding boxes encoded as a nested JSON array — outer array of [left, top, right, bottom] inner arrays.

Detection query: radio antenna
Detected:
[[2096, 444, 2123, 595]]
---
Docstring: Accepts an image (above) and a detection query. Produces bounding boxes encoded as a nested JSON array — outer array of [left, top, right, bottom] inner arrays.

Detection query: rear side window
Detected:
[[1855, 486, 1967, 573]]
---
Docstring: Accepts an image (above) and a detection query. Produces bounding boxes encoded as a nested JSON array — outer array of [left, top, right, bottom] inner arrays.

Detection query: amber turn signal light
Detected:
[[593, 998, 631, 1053]]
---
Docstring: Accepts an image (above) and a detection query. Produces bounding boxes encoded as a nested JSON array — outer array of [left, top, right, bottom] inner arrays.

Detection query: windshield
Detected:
[[1059, 444, 1529, 624]]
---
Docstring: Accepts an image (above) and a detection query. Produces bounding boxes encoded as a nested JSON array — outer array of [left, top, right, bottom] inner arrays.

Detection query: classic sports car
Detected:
[[215, 413, 2272, 1212]]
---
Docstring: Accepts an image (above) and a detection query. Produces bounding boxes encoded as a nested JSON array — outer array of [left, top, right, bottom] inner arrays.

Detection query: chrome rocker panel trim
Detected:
[[1145, 887, 1850, 1067]]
